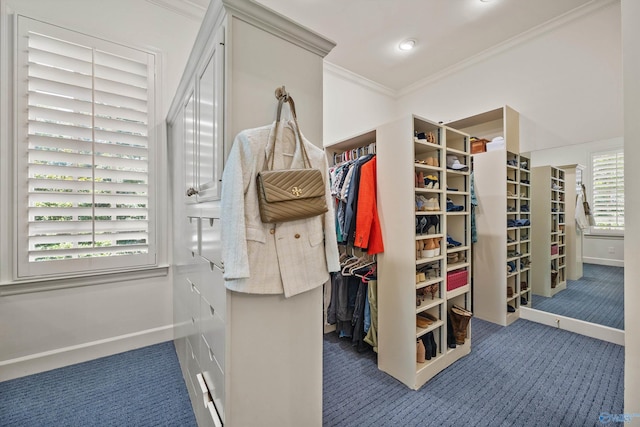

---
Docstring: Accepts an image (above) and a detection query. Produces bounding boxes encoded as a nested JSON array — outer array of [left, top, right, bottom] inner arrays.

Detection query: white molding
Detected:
[[520, 307, 624, 346], [583, 257, 624, 267], [0, 325, 174, 382], [222, 0, 335, 57], [323, 61, 397, 98], [145, 0, 208, 21], [397, 0, 619, 97]]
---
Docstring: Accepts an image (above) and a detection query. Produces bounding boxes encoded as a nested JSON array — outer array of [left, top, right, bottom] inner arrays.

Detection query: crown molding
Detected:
[[145, 0, 208, 21], [398, 0, 619, 98], [323, 61, 397, 98]]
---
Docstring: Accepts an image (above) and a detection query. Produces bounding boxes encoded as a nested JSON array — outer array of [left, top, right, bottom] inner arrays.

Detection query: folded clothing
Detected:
[[446, 199, 464, 212]]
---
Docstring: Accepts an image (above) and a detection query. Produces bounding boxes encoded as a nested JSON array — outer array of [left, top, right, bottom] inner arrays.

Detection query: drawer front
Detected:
[[200, 296, 225, 370], [200, 335, 225, 425], [185, 338, 201, 404], [200, 216, 222, 267], [187, 216, 200, 255], [200, 262, 226, 321]]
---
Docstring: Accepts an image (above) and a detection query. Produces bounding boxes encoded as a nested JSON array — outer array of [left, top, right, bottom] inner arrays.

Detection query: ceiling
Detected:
[[251, 0, 596, 91]]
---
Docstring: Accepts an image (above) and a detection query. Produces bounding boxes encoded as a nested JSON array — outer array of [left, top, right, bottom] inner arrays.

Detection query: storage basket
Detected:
[[470, 138, 489, 154], [447, 269, 468, 291]]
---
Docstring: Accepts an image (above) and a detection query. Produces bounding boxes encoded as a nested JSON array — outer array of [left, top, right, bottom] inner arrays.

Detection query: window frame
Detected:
[[12, 15, 159, 281], [588, 148, 624, 237]]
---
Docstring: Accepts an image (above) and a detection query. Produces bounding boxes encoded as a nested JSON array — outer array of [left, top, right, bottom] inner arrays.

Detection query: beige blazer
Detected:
[[220, 120, 340, 298]]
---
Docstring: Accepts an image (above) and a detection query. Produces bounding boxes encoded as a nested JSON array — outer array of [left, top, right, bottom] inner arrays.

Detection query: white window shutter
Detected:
[[591, 150, 624, 232], [16, 16, 156, 278]]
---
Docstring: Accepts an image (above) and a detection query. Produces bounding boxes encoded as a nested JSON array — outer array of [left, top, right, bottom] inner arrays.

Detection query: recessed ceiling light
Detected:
[[480, 0, 492, 2], [399, 39, 416, 51]]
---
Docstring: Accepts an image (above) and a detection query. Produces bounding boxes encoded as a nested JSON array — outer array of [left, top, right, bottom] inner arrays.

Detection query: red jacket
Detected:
[[354, 156, 384, 254]]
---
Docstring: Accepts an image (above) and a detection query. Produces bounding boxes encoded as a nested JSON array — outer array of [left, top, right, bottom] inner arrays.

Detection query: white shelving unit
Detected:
[[167, 1, 334, 425], [327, 114, 472, 390], [532, 166, 567, 297], [448, 106, 529, 326], [557, 164, 585, 280]]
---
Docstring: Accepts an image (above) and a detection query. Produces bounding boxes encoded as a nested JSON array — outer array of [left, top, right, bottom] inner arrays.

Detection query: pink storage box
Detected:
[[551, 244, 558, 255], [447, 269, 468, 291]]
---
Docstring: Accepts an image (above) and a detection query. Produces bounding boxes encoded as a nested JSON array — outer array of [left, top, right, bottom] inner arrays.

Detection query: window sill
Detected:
[[584, 233, 624, 240], [0, 265, 170, 296]]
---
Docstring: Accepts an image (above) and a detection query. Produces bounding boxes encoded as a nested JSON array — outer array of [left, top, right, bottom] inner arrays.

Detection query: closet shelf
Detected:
[[416, 233, 444, 240], [447, 284, 470, 300], [416, 320, 445, 338], [417, 277, 444, 288], [445, 147, 466, 156], [417, 298, 444, 312], [416, 255, 444, 264]]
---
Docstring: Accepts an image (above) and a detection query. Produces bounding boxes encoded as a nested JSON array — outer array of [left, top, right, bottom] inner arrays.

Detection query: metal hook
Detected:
[[275, 85, 289, 102]]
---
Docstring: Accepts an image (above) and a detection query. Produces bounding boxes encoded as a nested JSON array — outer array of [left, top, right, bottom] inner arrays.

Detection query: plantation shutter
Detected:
[[16, 16, 156, 278], [591, 150, 624, 232]]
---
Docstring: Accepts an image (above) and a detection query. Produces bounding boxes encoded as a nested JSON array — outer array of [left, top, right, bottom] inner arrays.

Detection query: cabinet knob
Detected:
[[186, 187, 199, 197]]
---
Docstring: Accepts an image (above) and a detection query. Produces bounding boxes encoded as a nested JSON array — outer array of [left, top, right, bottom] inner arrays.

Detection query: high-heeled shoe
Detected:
[[417, 171, 425, 188], [418, 216, 428, 234], [429, 331, 437, 358], [423, 238, 437, 258], [432, 238, 441, 256], [426, 215, 439, 234]]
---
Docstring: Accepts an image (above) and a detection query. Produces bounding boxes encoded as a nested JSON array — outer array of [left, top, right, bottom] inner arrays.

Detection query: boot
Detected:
[[447, 312, 457, 349], [417, 339, 426, 363], [429, 331, 437, 358], [422, 334, 433, 360], [450, 306, 472, 345]]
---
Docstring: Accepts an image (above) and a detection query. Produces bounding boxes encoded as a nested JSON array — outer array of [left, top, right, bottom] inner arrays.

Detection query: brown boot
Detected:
[[450, 306, 472, 344]]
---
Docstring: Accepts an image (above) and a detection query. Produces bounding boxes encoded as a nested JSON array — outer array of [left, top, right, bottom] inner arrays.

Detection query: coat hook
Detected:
[[275, 85, 288, 102]]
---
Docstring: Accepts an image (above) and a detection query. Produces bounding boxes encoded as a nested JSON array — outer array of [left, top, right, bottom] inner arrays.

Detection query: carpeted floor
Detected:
[[323, 318, 624, 427], [0, 342, 197, 427], [0, 317, 624, 427], [532, 263, 624, 330]]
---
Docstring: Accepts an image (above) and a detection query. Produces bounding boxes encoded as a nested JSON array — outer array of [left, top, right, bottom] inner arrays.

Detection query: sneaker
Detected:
[[425, 197, 440, 211], [446, 199, 464, 212]]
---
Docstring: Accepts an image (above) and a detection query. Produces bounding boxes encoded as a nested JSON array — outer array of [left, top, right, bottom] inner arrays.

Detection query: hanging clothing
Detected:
[[354, 156, 384, 254], [575, 193, 589, 230], [470, 171, 478, 243], [220, 120, 340, 298], [363, 280, 378, 353]]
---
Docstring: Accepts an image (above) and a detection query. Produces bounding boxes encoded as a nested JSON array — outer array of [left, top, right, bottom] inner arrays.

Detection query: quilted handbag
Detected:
[[256, 91, 327, 223]]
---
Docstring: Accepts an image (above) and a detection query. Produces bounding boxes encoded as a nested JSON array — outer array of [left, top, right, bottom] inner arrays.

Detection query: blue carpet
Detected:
[[323, 318, 624, 427], [0, 320, 625, 427], [0, 342, 197, 427], [533, 264, 624, 330]]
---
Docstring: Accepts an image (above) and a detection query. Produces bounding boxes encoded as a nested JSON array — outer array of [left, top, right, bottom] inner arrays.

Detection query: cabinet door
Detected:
[[184, 89, 197, 204], [197, 27, 225, 202]]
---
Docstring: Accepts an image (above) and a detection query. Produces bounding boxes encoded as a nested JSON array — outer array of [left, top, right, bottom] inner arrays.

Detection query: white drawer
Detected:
[[187, 216, 200, 255], [185, 338, 201, 403], [200, 216, 222, 268], [199, 262, 226, 321], [199, 335, 225, 425], [200, 296, 226, 370]]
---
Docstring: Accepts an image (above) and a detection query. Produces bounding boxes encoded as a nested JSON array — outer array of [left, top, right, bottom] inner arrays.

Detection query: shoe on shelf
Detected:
[[425, 197, 440, 211], [507, 286, 514, 298], [507, 305, 516, 313], [446, 235, 462, 248], [424, 174, 440, 189], [446, 198, 464, 212], [417, 339, 426, 363], [417, 171, 425, 188], [521, 281, 529, 291], [521, 296, 528, 306], [416, 315, 433, 329], [427, 331, 437, 358], [422, 238, 437, 258], [425, 157, 439, 167], [432, 237, 441, 256], [426, 215, 439, 234], [416, 216, 428, 234]]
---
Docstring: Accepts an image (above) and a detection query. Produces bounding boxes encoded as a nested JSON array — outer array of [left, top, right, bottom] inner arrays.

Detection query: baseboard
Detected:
[[583, 257, 624, 267], [0, 324, 174, 382], [519, 307, 624, 346]]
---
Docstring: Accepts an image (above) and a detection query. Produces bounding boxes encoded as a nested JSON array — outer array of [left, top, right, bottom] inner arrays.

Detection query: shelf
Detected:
[[446, 211, 469, 216], [415, 210, 444, 216], [416, 353, 445, 373], [447, 245, 470, 253], [416, 297, 444, 312], [416, 233, 444, 240], [446, 284, 470, 299], [416, 255, 445, 264], [415, 188, 444, 194], [446, 261, 470, 272], [416, 277, 444, 288], [414, 164, 443, 172], [445, 147, 467, 156], [446, 169, 470, 176], [416, 320, 445, 338], [414, 140, 441, 151], [446, 190, 470, 195]]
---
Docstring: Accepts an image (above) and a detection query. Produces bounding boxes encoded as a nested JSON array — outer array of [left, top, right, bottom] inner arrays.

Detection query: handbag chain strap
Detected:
[[265, 89, 312, 171]]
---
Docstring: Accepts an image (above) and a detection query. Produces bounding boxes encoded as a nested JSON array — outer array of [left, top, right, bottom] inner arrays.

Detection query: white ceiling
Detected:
[[252, 0, 597, 91]]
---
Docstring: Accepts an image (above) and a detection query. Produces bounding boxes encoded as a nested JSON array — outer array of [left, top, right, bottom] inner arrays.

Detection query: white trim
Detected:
[[397, 0, 619, 97], [323, 61, 397, 98], [520, 307, 624, 346], [0, 324, 174, 382], [583, 257, 624, 267], [144, 0, 207, 21], [0, 265, 169, 296]]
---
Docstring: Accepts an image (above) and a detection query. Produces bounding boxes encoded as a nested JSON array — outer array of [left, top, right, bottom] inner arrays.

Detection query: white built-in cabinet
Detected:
[[449, 106, 531, 326], [532, 166, 568, 297], [557, 164, 585, 280], [326, 115, 472, 390], [167, 1, 334, 426]]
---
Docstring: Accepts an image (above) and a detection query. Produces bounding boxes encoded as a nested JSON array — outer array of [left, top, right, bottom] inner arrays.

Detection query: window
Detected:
[[15, 16, 157, 278], [591, 149, 624, 233]]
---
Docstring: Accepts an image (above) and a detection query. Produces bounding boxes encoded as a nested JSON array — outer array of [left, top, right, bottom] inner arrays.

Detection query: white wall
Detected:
[[0, 0, 202, 380], [323, 62, 397, 145], [530, 137, 625, 267], [396, 1, 622, 153], [622, 0, 640, 420]]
